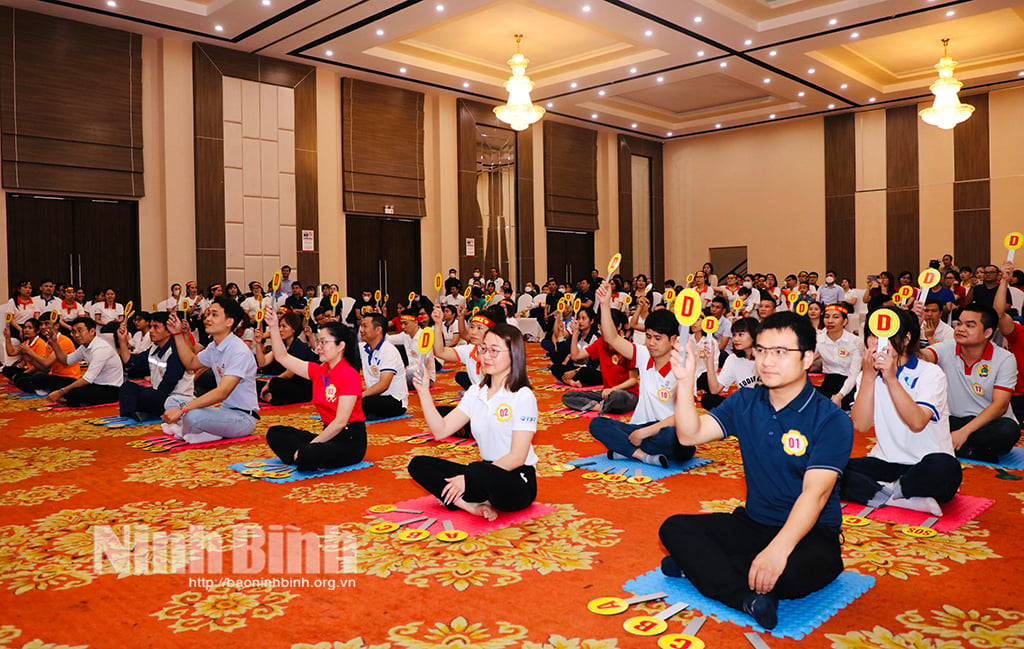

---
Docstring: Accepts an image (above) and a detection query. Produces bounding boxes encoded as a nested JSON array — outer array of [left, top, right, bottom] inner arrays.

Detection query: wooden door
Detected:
[[73, 199, 140, 306], [546, 230, 594, 286], [345, 216, 421, 318], [6, 194, 75, 287]]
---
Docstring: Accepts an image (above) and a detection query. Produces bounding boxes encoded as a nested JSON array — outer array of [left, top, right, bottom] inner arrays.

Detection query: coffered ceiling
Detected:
[[11, 0, 1024, 138]]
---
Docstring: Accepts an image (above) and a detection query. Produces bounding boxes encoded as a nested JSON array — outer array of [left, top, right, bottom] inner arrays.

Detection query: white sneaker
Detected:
[[887, 496, 943, 517]]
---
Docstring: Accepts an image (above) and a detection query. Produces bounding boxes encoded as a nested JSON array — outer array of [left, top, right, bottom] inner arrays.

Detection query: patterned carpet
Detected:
[[2, 343, 1023, 649]]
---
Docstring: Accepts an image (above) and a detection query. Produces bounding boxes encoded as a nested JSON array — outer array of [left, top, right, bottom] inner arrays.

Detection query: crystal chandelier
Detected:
[[493, 34, 545, 131], [918, 38, 974, 130]]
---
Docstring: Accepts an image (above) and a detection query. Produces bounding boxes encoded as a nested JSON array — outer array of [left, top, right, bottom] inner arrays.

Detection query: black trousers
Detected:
[[840, 453, 962, 504], [815, 373, 856, 410], [259, 377, 313, 405], [1012, 394, 1024, 427], [194, 370, 217, 396], [659, 507, 843, 611], [550, 363, 602, 386], [362, 394, 406, 421], [950, 415, 1021, 462], [119, 382, 170, 418], [700, 392, 726, 410], [407, 456, 537, 512], [29, 374, 76, 393], [63, 383, 120, 407], [266, 422, 367, 472], [454, 371, 473, 390], [2, 366, 25, 382], [12, 370, 38, 393]]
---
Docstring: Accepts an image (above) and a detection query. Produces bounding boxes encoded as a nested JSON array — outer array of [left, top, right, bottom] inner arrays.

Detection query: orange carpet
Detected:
[[2, 343, 1024, 649]]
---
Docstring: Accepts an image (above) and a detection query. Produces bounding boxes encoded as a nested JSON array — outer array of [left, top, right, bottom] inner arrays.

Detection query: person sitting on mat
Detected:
[[408, 323, 537, 521], [589, 280, 696, 468], [813, 304, 862, 410], [10, 314, 81, 394], [357, 312, 408, 421], [431, 304, 506, 391], [262, 308, 367, 471], [549, 306, 601, 386], [561, 307, 639, 414], [44, 316, 124, 407], [116, 312, 193, 422], [659, 311, 852, 631], [3, 318, 48, 386], [843, 307, 961, 516], [161, 298, 259, 444], [254, 311, 317, 405], [699, 316, 759, 411]]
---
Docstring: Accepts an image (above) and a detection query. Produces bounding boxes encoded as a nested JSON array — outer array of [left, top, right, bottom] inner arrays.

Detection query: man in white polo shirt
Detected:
[[45, 316, 123, 407], [920, 303, 1020, 462], [358, 313, 408, 420]]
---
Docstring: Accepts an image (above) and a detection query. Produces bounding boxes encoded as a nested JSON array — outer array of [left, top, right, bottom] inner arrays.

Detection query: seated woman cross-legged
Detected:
[[407, 324, 538, 521], [842, 307, 961, 516], [262, 308, 367, 471], [254, 311, 317, 405]]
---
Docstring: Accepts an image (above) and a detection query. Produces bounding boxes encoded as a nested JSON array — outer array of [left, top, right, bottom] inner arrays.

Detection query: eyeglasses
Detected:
[[315, 338, 338, 347], [478, 345, 508, 357], [752, 345, 803, 359]]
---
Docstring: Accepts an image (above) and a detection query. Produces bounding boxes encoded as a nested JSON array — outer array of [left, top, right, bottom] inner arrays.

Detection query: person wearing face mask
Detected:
[[444, 268, 461, 295], [346, 288, 378, 329], [817, 270, 844, 305], [741, 275, 761, 306]]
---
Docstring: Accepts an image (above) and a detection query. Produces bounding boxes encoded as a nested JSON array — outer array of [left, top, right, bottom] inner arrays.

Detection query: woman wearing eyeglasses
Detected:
[[261, 308, 367, 471], [408, 323, 538, 521]]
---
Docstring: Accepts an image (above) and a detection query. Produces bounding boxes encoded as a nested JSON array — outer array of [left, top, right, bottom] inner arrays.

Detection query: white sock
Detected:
[[182, 432, 222, 445], [161, 422, 183, 439], [887, 496, 943, 517]]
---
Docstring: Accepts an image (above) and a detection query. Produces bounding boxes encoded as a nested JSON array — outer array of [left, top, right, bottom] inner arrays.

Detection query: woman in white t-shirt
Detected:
[[91, 288, 125, 331], [408, 323, 538, 521], [844, 307, 961, 516], [6, 280, 37, 337], [692, 271, 715, 308], [699, 316, 758, 410]]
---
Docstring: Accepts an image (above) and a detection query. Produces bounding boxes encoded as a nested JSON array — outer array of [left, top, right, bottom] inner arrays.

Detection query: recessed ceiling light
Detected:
[[546, 102, 553, 108], [840, 83, 848, 89], [570, 82, 578, 88], [769, 114, 776, 119], [214, 24, 224, 32], [797, 91, 805, 97], [582, 5, 591, 12], [828, 18, 837, 25], [850, 32, 859, 39], [946, 10, 954, 16], [769, 50, 777, 57], [462, 82, 469, 88], [666, 132, 673, 136], [656, 76, 663, 83], [399, 67, 406, 73], [744, 39, 752, 46], [598, 90, 605, 96], [106, 0, 116, 6], [715, 123, 722, 129], [763, 78, 770, 84], [629, 68, 637, 74], [697, 50, 705, 57], [376, 29, 384, 36], [828, 103, 835, 109], [868, 97, 876, 102], [481, 133, 487, 137], [808, 68, 816, 74], [644, 30, 653, 37], [719, 62, 727, 68], [435, 4, 444, 11], [591, 113, 598, 119], [1019, 71, 1024, 77], [694, 16, 702, 23], [326, 50, 333, 56], [261, 0, 270, 5], [631, 123, 637, 128]]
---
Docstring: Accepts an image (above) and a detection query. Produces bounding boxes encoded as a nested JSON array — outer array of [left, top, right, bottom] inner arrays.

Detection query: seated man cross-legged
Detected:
[[45, 317, 124, 407], [116, 312, 194, 421], [659, 311, 852, 631]]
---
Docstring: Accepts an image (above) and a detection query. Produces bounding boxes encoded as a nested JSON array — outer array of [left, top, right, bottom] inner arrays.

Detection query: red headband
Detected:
[[470, 314, 496, 328], [824, 304, 848, 315], [400, 315, 417, 322]]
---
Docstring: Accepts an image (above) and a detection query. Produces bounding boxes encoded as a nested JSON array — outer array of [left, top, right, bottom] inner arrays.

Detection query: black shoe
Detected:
[[660, 555, 682, 578], [743, 593, 779, 630]]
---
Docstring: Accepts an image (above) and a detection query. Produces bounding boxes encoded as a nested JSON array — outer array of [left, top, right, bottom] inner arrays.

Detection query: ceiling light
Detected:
[[945, 10, 954, 16], [214, 24, 224, 32], [869, 97, 876, 102], [435, 4, 444, 11], [598, 90, 605, 96], [493, 35, 545, 131], [326, 50, 333, 56], [666, 132, 673, 136], [715, 123, 721, 129], [546, 102, 553, 108], [763, 78, 770, 84], [851, 32, 859, 39], [744, 39, 752, 46], [399, 67, 406, 73], [582, 5, 591, 12], [697, 51, 705, 57], [840, 83, 848, 89], [261, 0, 270, 5], [631, 123, 637, 128], [828, 104, 835, 109], [629, 67, 637, 74], [919, 38, 975, 130], [1019, 71, 1024, 77], [376, 29, 384, 36], [719, 62, 727, 68], [462, 82, 469, 88], [591, 113, 598, 119], [656, 77, 663, 83], [808, 68, 816, 74], [798, 91, 805, 97], [769, 114, 776, 119], [769, 50, 777, 57], [694, 16, 702, 23], [570, 82, 578, 88], [106, 0, 116, 6], [828, 18, 837, 25], [644, 30, 653, 37]]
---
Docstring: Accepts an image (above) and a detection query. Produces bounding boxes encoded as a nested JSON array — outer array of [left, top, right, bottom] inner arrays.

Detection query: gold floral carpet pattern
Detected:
[[2, 344, 1023, 648]]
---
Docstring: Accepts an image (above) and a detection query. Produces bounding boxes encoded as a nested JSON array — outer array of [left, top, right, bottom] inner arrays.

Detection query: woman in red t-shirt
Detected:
[[263, 308, 366, 471]]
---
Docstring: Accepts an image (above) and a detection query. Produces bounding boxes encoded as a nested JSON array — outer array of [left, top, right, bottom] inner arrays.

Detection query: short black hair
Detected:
[[133, 311, 151, 323], [644, 309, 678, 338], [608, 308, 627, 332], [711, 296, 728, 309], [214, 296, 248, 331], [960, 302, 998, 336], [150, 312, 170, 326], [756, 311, 816, 354], [865, 307, 920, 359], [71, 316, 97, 331], [362, 312, 387, 331]]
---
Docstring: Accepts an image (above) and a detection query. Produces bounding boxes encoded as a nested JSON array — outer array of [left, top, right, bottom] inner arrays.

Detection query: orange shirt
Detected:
[[50, 334, 82, 379]]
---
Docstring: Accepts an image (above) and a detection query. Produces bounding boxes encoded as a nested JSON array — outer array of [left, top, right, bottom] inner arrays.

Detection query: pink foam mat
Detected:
[[369, 495, 557, 536], [842, 494, 994, 532], [137, 433, 259, 451]]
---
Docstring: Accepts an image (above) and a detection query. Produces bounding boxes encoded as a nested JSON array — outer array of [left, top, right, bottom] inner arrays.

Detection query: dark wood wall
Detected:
[[824, 114, 856, 281], [617, 135, 664, 282], [192, 43, 317, 288], [544, 121, 598, 231], [885, 105, 920, 276], [0, 9, 143, 197], [953, 94, 990, 268]]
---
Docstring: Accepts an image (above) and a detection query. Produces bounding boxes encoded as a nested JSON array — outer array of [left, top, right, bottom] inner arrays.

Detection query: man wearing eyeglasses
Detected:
[[964, 265, 1000, 308], [659, 311, 852, 631]]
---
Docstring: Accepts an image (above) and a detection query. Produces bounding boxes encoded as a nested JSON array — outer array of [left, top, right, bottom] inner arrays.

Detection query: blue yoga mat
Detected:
[[569, 453, 712, 481], [228, 458, 373, 483], [959, 447, 1024, 470]]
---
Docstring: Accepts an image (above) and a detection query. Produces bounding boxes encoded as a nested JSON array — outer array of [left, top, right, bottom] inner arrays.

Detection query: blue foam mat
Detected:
[[3, 390, 42, 400], [228, 458, 373, 483], [569, 453, 712, 481], [92, 415, 162, 428], [624, 568, 875, 640], [960, 447, 1024, 470], [309, 413, 412, 425]]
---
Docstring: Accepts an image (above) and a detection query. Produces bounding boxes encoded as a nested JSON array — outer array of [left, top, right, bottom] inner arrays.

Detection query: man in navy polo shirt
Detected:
[[659, 311, 852, 630]]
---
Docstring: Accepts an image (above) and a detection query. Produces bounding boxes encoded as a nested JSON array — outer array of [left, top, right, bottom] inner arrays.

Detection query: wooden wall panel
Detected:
[[342, 78, 425, 218], [517, 127, 535, 285], [0, 8, 143, 197], [885, 106, 919, 274], [617, 135, 664, 283], [954, 94, 990, 267], [193, 43, 317, 287], [544, 122, 598, 231], [824, 114, 856, 281]]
